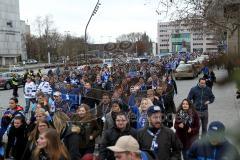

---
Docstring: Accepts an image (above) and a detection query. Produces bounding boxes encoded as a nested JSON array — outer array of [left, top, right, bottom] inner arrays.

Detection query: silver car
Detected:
[[174, 63, 198, 79]]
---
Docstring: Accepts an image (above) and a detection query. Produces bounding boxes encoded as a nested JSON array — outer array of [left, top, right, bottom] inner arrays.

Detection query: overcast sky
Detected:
[[19, 0, 171, 43]]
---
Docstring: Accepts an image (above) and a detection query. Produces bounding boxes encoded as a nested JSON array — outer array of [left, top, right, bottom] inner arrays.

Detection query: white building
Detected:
[[152, 42, 158, 56], [157, 21, 218, 54], [20, 20, 30, 60], [0, 0, 29, 66]]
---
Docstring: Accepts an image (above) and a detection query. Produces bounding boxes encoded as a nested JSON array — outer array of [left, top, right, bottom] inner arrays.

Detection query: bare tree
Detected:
[[153, 0, 240, 36], [116, 32, 143, 43], [34, 16, 44, 37]]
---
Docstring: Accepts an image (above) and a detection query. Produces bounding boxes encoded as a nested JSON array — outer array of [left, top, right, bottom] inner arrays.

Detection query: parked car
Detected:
[[25, 59, 38, 64], [195, 57, 206, 64], [9, 65, 24, 72], [174, 63, 198, 79], [199, 54, 209, 61], [44, 64, 56, 69], [187, 60, 203, 74], [0, 72, 23, 90]]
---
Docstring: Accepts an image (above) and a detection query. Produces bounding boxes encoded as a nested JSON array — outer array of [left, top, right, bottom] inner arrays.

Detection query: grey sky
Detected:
[[19, 0, 171, 43]]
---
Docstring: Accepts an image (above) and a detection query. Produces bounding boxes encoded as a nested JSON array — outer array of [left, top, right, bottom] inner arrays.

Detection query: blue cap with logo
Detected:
[[147, 105, 163, 116], [208, 121, 225, 134]]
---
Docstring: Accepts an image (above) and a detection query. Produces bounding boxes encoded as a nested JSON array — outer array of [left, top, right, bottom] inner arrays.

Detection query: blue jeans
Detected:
[[25, 98, 36, 113]]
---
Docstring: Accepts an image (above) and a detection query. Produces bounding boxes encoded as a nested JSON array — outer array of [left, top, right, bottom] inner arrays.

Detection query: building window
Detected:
[[206, 48, 218, 50], [206, 38, 215, 40], [160, 30, 167, 32], [159, 25, 168, 27], [160, 49, 169, 53], [193, 33, 203, 36], [206, 43, 217, 45], [159, 44, 169, 47], [193, 48, 203, 52], [193, 43, 203, 45], [6, 21, 13, 28], [162, 39, 169, 42], [193, 38, 203, 40]]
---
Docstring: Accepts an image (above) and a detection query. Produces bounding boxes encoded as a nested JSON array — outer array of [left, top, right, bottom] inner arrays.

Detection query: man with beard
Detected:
[[188, 78, 215, 136], [137, 105, 182, 160]]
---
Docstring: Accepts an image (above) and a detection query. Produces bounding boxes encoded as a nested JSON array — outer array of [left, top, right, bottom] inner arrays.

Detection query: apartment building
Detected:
[[0, 0, 29, 66], [157, 21, 218, 54]]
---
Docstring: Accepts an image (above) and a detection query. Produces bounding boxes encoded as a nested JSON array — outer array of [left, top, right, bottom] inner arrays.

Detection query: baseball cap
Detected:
[[147, 105, 163, 116], [208, 121, 225, 134], [107, 135, 140, 153], [53, 91, 62, 97]]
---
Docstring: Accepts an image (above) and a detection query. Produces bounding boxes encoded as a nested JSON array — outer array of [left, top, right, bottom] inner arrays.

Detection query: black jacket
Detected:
[[137, 126, 182, 160], [61, 125, 81, 160], [6, 125, 27, 160], [158, 94, 176, 114], [32, 149, 67, 160], [21, 139, 36, 160], [76, 119, 101, 149], [99, 126, 137, 160]]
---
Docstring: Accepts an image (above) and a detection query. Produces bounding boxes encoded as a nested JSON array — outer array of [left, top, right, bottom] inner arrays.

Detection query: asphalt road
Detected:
[[174, 69, 240, 130]]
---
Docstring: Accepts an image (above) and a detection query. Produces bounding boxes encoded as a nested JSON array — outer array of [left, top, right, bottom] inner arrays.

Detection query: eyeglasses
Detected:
[[116, 119, 127, 122]]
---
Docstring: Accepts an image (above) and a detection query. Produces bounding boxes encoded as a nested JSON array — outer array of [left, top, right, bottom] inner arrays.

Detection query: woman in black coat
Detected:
[[71, 104, 101, 158], [53, 111, 81, 160], [31, 128, 70, 160], [5, 116, 27, 160], [21, 120, 51, 160]]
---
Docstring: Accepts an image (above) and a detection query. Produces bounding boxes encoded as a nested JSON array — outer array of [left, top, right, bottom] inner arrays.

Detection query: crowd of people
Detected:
[[0, 52, 239, 160]]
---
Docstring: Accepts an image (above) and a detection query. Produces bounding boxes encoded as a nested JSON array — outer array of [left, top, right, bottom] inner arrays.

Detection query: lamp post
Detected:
[[64, 31, 70, 64], [84, 0, 101, 60]]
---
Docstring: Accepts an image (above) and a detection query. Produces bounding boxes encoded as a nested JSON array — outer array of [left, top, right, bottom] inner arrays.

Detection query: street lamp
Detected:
[[64, 31, 70, 63], [84, 0, 101, 60]]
